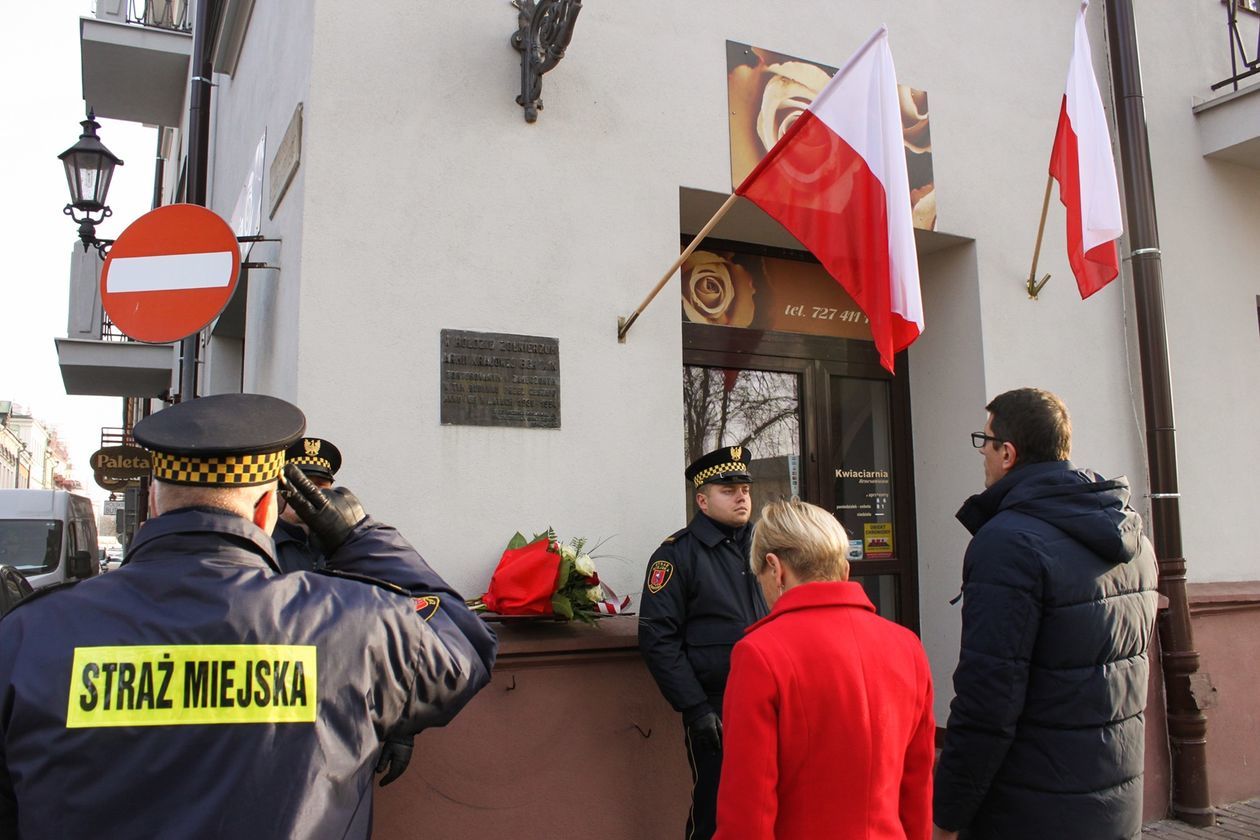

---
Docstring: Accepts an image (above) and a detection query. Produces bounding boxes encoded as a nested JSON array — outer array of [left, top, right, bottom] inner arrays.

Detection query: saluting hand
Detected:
[[279, 465, 367, 554]]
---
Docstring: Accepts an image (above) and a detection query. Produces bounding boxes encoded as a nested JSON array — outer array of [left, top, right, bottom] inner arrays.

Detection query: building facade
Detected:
[[0, 403, 72, 490], [0, 408, 27, 490], [65, 0, 1260, 832]]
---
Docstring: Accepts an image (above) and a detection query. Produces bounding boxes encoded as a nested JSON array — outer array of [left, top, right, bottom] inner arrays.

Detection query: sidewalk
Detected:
[[1143, 799, 1260, 837]]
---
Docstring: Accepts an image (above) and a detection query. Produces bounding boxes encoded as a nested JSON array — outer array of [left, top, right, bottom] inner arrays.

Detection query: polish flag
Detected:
[[735, 26, 922, 373], [1049, 1, 1122, 298]]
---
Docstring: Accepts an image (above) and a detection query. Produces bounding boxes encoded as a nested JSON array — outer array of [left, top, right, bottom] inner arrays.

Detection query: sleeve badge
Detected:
[[647, 560, 674, 594], [414, 595, 441, 621]]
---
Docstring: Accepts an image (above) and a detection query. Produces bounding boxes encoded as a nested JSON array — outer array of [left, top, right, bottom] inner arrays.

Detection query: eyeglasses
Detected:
[[970, 432, 1003, 449]]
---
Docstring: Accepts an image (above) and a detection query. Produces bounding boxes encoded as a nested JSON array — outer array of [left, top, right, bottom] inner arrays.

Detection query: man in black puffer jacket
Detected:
[[933, 388, 1159, 840]]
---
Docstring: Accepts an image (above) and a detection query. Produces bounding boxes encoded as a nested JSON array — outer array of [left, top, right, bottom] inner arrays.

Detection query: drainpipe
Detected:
[[151, 130, 166, 212], [1103, 0, 1214, 826], [177, 0, 217, 403]]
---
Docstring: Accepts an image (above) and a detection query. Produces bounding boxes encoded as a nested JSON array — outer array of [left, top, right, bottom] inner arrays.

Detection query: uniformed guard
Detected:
[[271, 434, 416, 786], [0, 394, 497, 839], [638, 445, 769, 840], [273, 436, 342, 573]]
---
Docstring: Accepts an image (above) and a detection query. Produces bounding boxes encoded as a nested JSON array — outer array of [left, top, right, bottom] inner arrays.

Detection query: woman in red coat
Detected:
[[714, 500, 935, 840]]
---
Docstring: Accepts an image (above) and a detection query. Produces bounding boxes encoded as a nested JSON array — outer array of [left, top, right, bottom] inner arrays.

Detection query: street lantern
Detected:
[[58, 110, 123, 252]]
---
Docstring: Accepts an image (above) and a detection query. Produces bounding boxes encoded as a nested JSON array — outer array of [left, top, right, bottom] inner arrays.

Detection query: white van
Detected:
[[0, 490, 100, 589]]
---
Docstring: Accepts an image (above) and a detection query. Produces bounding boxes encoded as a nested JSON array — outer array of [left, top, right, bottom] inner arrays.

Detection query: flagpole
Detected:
[[617, 192, 740, 342], [1026, 173, 1054, 299]]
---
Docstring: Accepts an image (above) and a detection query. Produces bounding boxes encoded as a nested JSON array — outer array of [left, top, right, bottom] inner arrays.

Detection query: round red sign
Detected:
[[100, 204, 241, 344]]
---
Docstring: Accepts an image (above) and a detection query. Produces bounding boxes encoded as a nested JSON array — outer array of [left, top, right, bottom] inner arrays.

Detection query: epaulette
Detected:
[[314, 568, 409, 597], [660, 527, 688, 545], [2, 579, 80, 618]]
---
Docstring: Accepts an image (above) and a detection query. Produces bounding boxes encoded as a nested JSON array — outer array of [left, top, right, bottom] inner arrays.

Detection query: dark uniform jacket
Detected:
[[933, 461, 1159, 840], [638, 512, 767, 722], [0, 506, 497, 840], [272, 517, 321, 573]]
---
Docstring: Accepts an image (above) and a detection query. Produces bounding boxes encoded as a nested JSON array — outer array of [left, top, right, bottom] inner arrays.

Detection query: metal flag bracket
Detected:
[[1026, 174, 1055, 300]]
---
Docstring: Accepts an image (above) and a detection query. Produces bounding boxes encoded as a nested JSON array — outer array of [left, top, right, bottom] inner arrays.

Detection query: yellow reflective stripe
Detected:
[[66, 644, 317, 728]]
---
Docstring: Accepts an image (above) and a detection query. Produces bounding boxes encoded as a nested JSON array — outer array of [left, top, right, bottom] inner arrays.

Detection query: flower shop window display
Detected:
[[469, 530, 630, 622]]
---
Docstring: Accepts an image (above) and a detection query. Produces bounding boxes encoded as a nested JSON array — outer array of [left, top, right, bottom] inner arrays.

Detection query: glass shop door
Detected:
[[682, 330, 919, 631]]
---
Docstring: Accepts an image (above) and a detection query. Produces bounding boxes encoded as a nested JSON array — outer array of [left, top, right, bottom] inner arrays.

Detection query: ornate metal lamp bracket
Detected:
[[63, 205, 114, 260], [511, 0, 582, 123]]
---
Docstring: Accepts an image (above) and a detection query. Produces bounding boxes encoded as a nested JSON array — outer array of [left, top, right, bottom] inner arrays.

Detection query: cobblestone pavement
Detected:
[[1143, 799, 1260, 838]]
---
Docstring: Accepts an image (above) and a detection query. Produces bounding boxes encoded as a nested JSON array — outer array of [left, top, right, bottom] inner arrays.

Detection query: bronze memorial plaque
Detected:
[[440, 329, 560, 429]]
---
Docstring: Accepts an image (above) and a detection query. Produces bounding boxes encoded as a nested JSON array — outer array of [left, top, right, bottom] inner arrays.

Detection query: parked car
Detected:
[[100, 543, 125, 571], [0, 564, 34, 616], [0, 490, 100, 588]]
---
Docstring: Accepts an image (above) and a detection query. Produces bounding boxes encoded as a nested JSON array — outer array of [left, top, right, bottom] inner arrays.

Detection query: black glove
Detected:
[[277, 464, 367, 555], [374, 734, 415, 787], [687, 711, 723, 756]]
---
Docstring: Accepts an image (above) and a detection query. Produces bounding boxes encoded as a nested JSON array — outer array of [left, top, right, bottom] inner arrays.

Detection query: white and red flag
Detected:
[[1049, 1, 1123, 298], [735, 26, 922, 373]]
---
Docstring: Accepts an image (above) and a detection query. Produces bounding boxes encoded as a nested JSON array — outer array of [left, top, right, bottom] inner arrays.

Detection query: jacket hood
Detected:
[[957, 460, 1145, 565]]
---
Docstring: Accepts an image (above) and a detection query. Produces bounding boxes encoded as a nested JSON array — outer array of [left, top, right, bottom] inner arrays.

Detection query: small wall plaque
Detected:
[[440, 329, 560, 428], [269, 103, 302, 218]]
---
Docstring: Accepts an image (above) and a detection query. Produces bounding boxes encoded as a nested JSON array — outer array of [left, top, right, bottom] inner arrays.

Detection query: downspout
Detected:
[[1103, 0, 1214, 826], [151, 129, 166, 212], [177, 0, 217, 403]]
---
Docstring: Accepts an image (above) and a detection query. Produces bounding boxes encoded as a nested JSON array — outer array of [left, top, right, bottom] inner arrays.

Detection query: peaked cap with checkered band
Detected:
[[685, 445, 754, 488], [284, 437, 342, 482], [133, 394, 306, 487]]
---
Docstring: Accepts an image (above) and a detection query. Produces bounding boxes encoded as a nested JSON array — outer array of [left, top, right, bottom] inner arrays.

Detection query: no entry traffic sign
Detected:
[[100, 204, 241, 344]]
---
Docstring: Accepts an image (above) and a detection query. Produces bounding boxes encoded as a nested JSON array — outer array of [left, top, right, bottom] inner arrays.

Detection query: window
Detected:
[[682, 366, 801, 517], [0, 520, 65, 576]]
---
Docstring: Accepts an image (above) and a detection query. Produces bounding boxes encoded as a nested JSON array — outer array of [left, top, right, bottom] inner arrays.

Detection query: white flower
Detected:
[[559, 544, 577, 562], [585, 586, 604, 604], [574, 554, 596, 577]]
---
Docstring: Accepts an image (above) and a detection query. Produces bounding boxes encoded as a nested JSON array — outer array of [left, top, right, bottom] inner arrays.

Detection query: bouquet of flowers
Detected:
[[468, 529, 629, 623]]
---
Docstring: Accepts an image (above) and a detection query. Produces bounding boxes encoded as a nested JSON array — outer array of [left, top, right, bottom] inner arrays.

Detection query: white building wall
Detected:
[[206, 1, 317, 402], [203, 0, 1259, 702], [908, 241, 988, 721], [1136, 4, 1260, 582]]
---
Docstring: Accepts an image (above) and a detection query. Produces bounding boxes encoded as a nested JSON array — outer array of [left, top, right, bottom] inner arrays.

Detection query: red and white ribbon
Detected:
[[594, 582, 632, 615]]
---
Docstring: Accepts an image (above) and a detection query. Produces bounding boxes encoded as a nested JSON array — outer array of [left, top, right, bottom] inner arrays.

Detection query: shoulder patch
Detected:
[[314, 568, 409, 597], [661, 527, 687, 545], [413, 595, 441, 622], [3, 579, 79, 618], [647, 560, 674, 594]]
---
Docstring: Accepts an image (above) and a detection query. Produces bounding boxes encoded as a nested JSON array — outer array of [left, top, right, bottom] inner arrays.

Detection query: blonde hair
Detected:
[[750, 500, 850, 583]]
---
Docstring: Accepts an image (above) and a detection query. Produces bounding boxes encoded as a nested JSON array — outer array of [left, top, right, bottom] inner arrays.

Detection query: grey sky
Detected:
[[0, 2, 157, 505]]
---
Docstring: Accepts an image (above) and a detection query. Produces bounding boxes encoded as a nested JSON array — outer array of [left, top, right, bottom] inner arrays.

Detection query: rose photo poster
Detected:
[[726, 40, 936, 232], [680, 249, 873, 341]]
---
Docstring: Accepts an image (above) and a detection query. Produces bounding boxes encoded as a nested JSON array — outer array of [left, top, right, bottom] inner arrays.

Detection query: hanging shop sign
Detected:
[[91, 445, 151, 491]]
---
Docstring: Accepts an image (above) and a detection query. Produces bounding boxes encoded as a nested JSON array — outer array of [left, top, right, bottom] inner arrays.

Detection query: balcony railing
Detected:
[[94, 0, 191, 32], [131, 0, 191, 32], [1214, 0, 1260, 92], [100, 427, 137, 449], [101, 314, 135, 343]]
